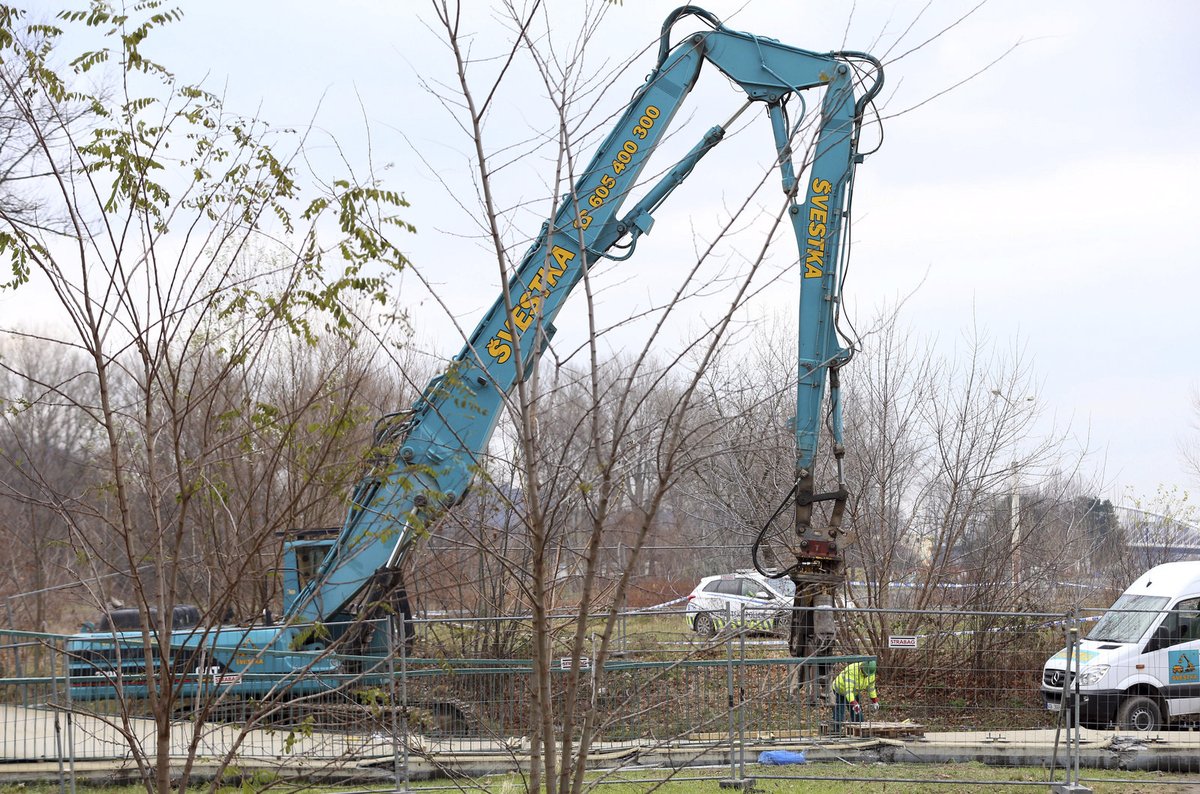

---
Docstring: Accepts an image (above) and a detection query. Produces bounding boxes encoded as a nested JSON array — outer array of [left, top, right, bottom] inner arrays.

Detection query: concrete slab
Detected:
[[4, 704, 1200, 784]]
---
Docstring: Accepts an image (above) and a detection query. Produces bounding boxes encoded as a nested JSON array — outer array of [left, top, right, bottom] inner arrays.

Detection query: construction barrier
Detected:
[[2, 607, 1198, 790]]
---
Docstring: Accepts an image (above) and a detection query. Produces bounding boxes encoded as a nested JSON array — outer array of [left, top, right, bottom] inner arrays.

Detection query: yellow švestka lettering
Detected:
[[803, 177, 833, 279], [486, 245, 577, 363]]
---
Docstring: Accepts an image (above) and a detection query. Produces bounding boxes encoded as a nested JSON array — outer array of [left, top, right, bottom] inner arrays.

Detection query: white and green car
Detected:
[[685, 571, 795, 637]]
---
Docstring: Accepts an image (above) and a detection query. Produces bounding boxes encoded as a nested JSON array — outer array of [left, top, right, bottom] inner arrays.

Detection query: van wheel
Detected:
[[694, 613, 716, 637], [1116, 695, 1162, 731]]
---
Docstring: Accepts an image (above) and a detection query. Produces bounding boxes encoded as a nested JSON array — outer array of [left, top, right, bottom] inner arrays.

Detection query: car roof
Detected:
[[698, 571, 789, 587]]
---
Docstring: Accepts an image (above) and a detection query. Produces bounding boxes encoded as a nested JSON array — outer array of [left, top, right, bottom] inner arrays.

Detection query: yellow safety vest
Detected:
[[832, 662, 878, 703]]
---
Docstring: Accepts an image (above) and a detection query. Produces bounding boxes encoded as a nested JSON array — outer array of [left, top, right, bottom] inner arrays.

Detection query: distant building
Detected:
[[1115, 505, 1200, 565]]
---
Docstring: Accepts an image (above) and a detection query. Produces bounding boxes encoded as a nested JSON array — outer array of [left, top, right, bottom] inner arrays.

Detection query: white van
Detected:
[[1042, 561, 1200, 730]]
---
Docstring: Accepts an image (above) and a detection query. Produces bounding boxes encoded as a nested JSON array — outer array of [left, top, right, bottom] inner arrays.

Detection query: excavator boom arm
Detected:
[[285, 8, 883, 638]]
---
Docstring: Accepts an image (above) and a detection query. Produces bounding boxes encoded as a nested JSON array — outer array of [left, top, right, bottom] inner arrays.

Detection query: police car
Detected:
[[684, 571, 794, 637]]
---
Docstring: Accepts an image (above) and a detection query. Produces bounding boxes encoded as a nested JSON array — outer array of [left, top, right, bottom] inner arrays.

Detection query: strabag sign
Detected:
[[560, 656, 591, 671], [888, 635, 919, 649]]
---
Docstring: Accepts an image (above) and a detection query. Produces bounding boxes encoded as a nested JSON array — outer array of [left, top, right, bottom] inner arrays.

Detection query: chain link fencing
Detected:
[[3, 606, 1199, 790]]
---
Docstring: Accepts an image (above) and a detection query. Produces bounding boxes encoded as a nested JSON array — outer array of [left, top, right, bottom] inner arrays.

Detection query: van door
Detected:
[[1142, 596, 1200, 719]]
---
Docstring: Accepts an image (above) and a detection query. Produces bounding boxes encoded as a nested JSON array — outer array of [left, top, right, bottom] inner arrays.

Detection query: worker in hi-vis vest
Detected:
[[832, 659, 879, 733]]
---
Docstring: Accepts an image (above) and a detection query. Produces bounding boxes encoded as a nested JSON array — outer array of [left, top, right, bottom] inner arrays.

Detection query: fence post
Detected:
[[387, 618, 398, 793], [1070, 621, 1091, 794], [60, 636, 76, 794], [9, 605, 27, 710], [1051, 624, 1092, 794], [725, 603, 735, 782], [620, 609, 628, 656], [398, 616, 411, 793], [719, 604, 751, 790], [738, 624, 748, 782], [1056, 628, 1084, 794], [590, 632, 598, 710]]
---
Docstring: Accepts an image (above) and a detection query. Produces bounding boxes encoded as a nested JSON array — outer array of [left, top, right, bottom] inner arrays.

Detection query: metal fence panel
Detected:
[[3, 607, 1200, 790]]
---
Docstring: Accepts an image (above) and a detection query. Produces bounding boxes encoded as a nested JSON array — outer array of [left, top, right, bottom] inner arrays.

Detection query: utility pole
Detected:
[[990, 388, 1033, 588], [1009, 461, 1020, 586]]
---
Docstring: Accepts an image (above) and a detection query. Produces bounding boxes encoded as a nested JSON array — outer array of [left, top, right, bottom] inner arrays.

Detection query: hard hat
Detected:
[[863, 660, 877, 674]]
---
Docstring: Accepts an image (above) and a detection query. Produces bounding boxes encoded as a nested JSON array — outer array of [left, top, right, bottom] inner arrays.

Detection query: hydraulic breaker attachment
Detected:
[[787, 452, 850, 698]]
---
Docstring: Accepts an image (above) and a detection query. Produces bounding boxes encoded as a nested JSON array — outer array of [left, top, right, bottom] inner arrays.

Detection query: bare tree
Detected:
[[0, 337, 100, 631], [832, 314, 1098, 692], [422, 1, 871, 789], [0, 9, 97, 237], [1117, 487, 1200, 576], [679, 314, 801, 572], [1182, 385, 1200, 488], [674, 302, 1098, 677], [0, 6, 411, 792]]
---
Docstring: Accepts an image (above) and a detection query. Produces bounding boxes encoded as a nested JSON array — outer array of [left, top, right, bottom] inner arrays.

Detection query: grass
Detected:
[[2, 763, 1196, 793]]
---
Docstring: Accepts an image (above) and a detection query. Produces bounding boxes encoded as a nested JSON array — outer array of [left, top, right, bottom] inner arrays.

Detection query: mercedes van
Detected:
[[1042, 561, 1200, 730]]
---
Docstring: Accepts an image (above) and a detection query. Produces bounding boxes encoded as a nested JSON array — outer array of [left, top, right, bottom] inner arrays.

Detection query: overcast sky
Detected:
[[11, 1, 1199, 506]]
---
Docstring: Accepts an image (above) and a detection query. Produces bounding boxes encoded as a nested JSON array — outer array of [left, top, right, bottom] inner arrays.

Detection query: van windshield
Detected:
[[1086, 594, 1169, 643]]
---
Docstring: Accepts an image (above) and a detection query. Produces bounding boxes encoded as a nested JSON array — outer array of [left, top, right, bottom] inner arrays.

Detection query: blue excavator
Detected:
[[68, 5, 883, 705]]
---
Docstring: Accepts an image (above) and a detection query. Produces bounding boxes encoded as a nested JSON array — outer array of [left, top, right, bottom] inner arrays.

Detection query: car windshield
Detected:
[[1086, 594, 1169, 643]]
